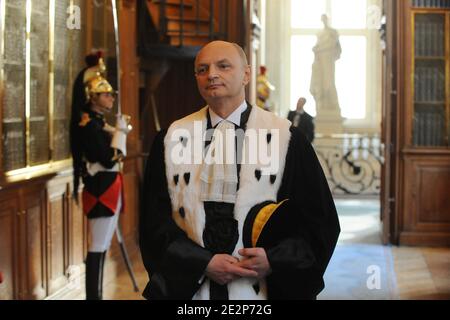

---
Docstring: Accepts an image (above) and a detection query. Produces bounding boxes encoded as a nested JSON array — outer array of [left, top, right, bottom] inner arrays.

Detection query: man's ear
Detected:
[[91, 93, 100, 103], [243, 65, 251, 85]]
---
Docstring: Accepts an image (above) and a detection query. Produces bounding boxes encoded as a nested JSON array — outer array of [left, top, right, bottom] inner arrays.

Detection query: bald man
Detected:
[[140, 41, 340, 300]]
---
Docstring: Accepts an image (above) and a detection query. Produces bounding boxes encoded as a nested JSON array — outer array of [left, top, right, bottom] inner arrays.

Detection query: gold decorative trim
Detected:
[[411, 11, 416, 147], [252, 199, 288, 247], [0, 0, 6, 174], [4, 159, 73, 183], [48, 0, 55, 160], [25, 0, 32, 167]]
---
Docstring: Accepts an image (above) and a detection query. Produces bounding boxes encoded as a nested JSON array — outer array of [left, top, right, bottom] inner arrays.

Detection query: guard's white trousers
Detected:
[[88, 194, 122, 253]]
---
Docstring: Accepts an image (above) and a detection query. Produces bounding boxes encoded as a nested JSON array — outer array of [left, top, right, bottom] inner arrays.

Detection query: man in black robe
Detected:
[[287, 97, 315, 143], [139, 41, 340, 300]]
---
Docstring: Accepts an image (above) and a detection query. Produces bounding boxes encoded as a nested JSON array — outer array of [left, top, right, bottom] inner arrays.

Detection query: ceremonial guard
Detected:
[[70, 52, 131, 300]]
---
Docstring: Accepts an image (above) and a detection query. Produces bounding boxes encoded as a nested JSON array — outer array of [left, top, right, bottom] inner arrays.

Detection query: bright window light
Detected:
[[336, 36, 367, 119], [291, 0, 326, 29], [290, 35, 317, 116], [290, 35, 367, 119], [290, 0, 369, 120], [331, 0, 367, 29]]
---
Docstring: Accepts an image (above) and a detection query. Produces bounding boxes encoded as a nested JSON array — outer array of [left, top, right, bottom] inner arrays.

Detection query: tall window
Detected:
[[289, 0, 381, 124]]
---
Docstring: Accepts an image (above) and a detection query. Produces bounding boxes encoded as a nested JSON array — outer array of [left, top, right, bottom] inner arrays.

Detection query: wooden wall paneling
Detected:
[[70, 186, 86, 269], [403, 1, 414, 148], [154, 59, 205, 133], [16, 189, 27, 300], [392, 2, 450, 247], [226, 0, 246, 46], [86, 0, 93, 52], [401, 154, 450, 246], [119, 1, 142, 243], [118, 0, 141, 254], [22, 185, 47, 299], [119, 0, 140, 156], [0, 192, 20, 299], [122, 159, 138, 244], [381, 0, 399, 244], [416, 163, 450, 225], [393, 0, 409, 246], [46, 178, 70, 295], [63, 172, 86, 285]]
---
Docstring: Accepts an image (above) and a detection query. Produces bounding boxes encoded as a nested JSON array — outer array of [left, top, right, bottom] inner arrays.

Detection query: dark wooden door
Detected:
[[380, 0, 399, 245]]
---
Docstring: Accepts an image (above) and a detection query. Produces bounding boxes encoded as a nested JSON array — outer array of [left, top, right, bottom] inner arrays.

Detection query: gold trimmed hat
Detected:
[[82, 54, 114, 100], [85, 75, 114, 100], [83, 56, 106, 84], [243, 199, 299, 249]]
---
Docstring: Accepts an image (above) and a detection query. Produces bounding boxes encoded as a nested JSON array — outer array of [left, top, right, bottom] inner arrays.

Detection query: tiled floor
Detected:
[[319, 199, 450, 300], [392, 246, 450, 299], [75, 199, 450, 300], [319, 199, 398, 299], [71, 250, 148, 300], [102, 252, 148, 300]]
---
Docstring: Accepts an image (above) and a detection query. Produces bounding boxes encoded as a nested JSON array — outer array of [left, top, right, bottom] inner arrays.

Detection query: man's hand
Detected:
[[237, 248, 272, 279], [205, 254, 258, 285]]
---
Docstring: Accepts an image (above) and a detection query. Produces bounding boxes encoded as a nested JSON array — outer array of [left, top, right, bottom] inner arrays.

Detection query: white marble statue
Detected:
[[310, 14, 342, 115]]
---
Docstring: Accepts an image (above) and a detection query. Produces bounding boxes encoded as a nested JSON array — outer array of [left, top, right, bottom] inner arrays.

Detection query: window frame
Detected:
[[285, 0, 382, 133]]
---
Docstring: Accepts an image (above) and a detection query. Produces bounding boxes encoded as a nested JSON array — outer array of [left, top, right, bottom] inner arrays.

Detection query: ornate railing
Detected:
[[314, 134, 384, 196]]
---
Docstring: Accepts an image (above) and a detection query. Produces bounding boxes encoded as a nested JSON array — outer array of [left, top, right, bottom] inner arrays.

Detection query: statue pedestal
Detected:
[[315, 109, 344, 134]]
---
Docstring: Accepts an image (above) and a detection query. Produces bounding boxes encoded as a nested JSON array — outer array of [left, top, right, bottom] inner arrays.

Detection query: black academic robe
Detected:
[[139, 125, 340, 300], [287, 110, 315, 143]]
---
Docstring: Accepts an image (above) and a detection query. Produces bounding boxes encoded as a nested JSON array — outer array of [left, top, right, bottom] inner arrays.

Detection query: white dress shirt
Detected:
[[208, 100, 248, 127]]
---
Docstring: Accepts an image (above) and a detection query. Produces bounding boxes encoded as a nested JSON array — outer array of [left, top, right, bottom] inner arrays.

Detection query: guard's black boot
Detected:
[[85, 252, 105, 300]]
